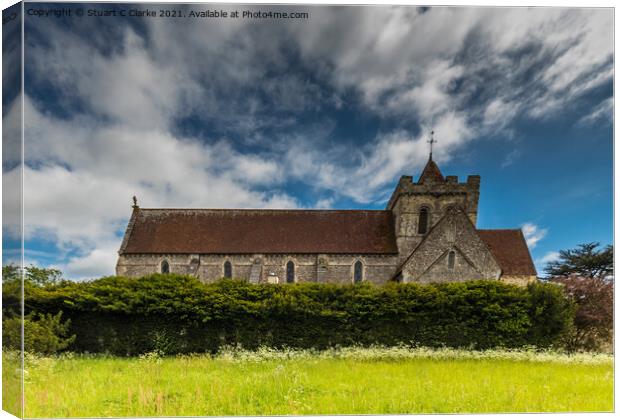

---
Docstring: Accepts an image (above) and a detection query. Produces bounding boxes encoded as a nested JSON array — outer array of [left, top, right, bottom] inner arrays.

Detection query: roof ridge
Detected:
[[120, 207, 399, 255]]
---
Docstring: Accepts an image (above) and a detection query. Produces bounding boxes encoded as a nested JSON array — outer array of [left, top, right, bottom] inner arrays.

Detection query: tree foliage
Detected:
[[3, 310, 76, 354], [2, 264, 65, 286], [551, 275, 613, 352], [543, 242, 613, 352], [544, 242, 613, 279], [2, 273, 575, 355]]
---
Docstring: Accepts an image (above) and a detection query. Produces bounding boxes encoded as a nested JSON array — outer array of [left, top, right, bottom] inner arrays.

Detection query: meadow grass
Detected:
[[13, 346, 614, 417], [1, 350, 22, 417]]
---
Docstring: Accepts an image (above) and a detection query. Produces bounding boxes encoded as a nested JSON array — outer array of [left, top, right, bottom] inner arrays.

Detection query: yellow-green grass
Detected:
[[1, 350, 22, 417], [13, 347, 614, 417]]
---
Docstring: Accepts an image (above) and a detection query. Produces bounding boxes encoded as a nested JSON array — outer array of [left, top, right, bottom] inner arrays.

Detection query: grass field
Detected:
[[9, 347, 614, 417]]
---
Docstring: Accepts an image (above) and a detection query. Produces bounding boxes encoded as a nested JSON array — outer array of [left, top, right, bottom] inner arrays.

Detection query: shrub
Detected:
[[4, 275, 574, 355], [550, 275, 613, 352], [3, 310, 76, 354], [525, 281, 576, 349]]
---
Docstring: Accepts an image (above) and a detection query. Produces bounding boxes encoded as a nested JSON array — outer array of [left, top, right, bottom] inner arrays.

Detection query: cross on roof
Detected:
[[427, 130, 437, 159]]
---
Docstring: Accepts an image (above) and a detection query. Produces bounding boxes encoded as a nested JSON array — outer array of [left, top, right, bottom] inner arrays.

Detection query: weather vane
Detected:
[[427, 130, 437, 159]]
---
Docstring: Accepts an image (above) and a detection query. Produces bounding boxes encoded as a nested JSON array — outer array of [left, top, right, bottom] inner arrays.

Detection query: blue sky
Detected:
[[2, 3, 613, 279]]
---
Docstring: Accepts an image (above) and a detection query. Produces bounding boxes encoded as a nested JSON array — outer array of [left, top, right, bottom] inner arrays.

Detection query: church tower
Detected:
[[386, 142, 481, 262]]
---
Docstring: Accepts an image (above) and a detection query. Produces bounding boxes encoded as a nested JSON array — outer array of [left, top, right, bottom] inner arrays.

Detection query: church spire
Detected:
[[418, 130, 444, 184], [428, 130, 437, 160], [418, 158, 445, 184]]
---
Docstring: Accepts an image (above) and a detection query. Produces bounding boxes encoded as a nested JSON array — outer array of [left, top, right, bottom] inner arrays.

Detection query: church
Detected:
[[116, 154, 537, 286]]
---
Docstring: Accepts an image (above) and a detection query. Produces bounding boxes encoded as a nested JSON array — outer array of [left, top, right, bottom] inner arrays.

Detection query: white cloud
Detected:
[[12, 93, 301, 278], [62, 244, 121, 280], [501, 149, 522, 168], [521, 223, 548, 249], [314, 198, 335, 209], [279, 7, 612, 197], [385, 59, 465, 121], [295, 7, 612, 128], [537, 251, 560, 265], [534, 251, 561, 276], [577, 97, 613, 126], [282, 111, 473, 204]]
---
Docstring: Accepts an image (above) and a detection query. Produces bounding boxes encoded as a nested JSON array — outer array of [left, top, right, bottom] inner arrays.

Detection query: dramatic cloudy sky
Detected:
[[2, 3, 613, 279]]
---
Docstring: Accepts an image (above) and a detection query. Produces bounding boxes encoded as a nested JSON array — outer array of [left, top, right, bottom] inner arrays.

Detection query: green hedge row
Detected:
[[3, 275, 574, 355]]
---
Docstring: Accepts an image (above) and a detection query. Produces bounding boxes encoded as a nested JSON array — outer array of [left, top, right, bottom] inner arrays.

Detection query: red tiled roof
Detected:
[[418, 158, 445, 183], [477, 229, 537, 276], [121, 209, 399, 255]]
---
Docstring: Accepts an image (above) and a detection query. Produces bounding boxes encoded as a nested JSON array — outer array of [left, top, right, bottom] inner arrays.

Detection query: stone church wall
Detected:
[[116, 252, 533, 286], [116, 253, 400, 285], [387, 174, 480, 262], [400, 208, 502, 283], [416, 249, 485, 284]]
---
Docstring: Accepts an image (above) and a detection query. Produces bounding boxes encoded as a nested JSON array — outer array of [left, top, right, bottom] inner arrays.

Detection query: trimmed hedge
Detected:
[[3, 275, 574, 355]]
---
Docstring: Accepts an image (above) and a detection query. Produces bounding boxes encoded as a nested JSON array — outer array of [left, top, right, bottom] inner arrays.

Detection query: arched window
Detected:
[[447, 251, 456, 270], [353, 261, 363, 284], [418, 207, 429, 234], [286, 261, 295, 283], [224, 261, 232, 278], [161, 260, 170, 274]]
